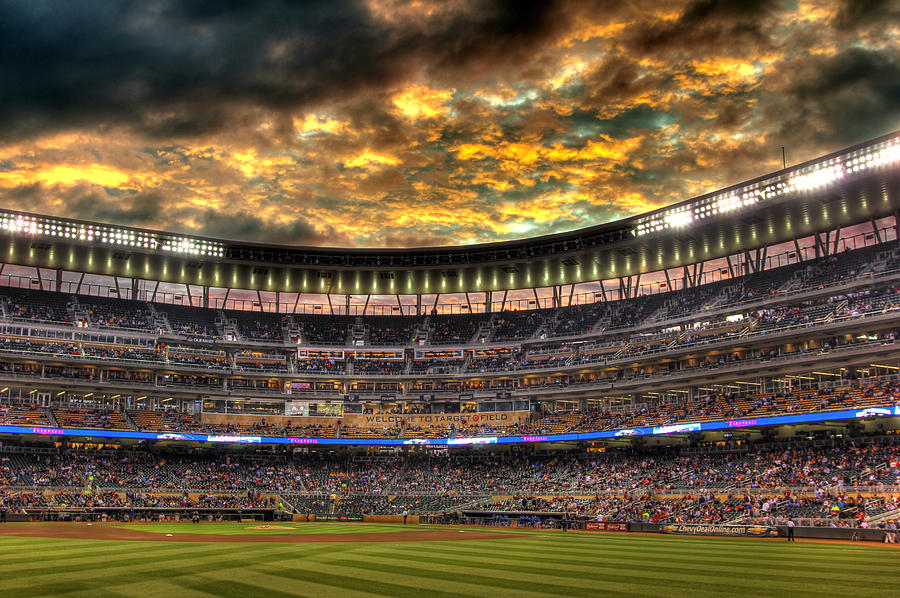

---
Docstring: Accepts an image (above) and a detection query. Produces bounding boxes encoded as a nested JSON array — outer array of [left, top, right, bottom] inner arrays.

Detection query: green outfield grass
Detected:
[[112, 522, 435, 535], [0, 523, 895, 598]]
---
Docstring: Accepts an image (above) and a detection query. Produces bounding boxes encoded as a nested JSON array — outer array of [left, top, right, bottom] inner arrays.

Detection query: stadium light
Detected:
[[788, 163, 844, 192], [664, 210, 693, 228], [633, 133, 900, 238], [0, 210, 225, 258]]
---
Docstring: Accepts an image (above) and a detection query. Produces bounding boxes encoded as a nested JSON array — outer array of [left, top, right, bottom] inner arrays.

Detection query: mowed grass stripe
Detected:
[[363, 543, 899, 594], [0, 540, 238, 572], [111, 523, 432, 535], [14, 577, 225, 598], [362, 540, 900, 597], [178, 576, 320, 598], [104, 578, 234, 598], [395, 535, 897, 568], [296, 548, 859, 598], [1, 544, 294, 594], [378, 539, 899, 579], [262, 563, 513, 598], [189, 566, 522, 598], [335, 546, 777, 596], [490, 533, 892, 557], [460, 536, 900, 568], [0, 542, 243, 579], [261, 548, 609, 598], [3, 539, 416, 598], [74, 544, 376, 598], [319, 553, 646, 598], [2, 529, 898, 598]]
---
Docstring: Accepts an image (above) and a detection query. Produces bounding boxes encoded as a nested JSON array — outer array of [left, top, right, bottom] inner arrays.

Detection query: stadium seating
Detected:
[[0, 241, 898, 530], [223, 310, 285, 342], [1, 434, 897, 526], [297, 315, 352, 345], [52, 408, 132, 430], [2, 289, 73, 323], [0, 403, 52, 426], [78, 296, 154, 331]]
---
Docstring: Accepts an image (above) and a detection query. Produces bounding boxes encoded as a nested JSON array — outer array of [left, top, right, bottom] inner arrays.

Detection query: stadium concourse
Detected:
[[0, 135, 900, 540]]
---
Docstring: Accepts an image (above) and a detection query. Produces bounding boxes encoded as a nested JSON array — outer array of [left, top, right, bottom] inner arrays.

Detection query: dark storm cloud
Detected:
[[3, 183, 165, 227], [628, 0, 776, 53], [832, 0, 900, 30], [381, 231, 458, 248], [0, 0, 585, 140], [188, 208, 326, 245], [2, 181, 328, 244], [0, 0, 897, 249], [595, 105, 679, 138], [774, 47, 900, 147], [67, 191, 168, 227], [576, 57, 668, 111]]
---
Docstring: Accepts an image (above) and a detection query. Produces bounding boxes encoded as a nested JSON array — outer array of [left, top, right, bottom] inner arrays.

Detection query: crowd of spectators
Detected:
[[53, 408, 131, 430], [294, 357, 346, 373], [365, 317, 418, 346], [3, 292, 72, 323], [429, 315, 481, 345], [0, 339, 80, 355], [351, 358, 405, 375], [0, 241, 891, 355], [166, 351, 230, 368], [0, 436, 897, 525], [0, 250, 895, 399], [83, 303, 152, 331], [0, 378, 898, 442], [299, 317, 349, 345]]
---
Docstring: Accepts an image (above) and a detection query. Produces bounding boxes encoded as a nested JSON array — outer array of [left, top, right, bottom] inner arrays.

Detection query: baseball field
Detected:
[[0, 522, 896, 597]]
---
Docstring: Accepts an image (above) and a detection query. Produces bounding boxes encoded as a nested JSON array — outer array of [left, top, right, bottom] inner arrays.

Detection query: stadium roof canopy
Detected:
[[1, 131, 899, 297]]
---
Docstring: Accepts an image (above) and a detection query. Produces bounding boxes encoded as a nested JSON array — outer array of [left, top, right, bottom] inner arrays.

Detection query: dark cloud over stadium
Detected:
[[0, 0, 898, 247]]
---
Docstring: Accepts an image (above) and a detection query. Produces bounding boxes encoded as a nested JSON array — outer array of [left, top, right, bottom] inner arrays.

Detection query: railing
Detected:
[[2, 262, 900, 361], [0, 228, 896, 316]]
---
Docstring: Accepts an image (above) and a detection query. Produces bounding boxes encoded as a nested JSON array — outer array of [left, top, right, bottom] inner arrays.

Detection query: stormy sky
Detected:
[[0, 0, 898, 248]]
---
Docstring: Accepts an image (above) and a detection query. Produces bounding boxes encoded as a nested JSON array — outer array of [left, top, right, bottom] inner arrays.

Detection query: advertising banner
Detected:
[[659, 523, 778, 537], [0, 403, 895, 447], [584, 521, 629, 532]]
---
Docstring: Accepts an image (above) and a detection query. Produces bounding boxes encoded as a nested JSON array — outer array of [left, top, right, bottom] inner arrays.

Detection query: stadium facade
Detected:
[[1, 131, 899, 528], [0, 132, 898, 441]]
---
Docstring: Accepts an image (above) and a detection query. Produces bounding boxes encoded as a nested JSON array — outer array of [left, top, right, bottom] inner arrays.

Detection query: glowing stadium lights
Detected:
[[714, 193, 741, 213], [787, 163, 844, 192], [846, 139, 900, 173], [633, 133, 900, 237], [664, 210, 693, 228], [159, 237, 224, 258], [0, 211, 225, 258]]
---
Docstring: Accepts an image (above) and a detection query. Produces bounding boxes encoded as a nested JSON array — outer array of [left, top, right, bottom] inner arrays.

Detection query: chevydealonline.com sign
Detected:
[[659, 523, 778, 537]]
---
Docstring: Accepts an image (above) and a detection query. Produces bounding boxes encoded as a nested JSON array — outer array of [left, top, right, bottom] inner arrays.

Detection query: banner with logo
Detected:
[[658, 523, 778, 537], [584, 521, 629, 532]]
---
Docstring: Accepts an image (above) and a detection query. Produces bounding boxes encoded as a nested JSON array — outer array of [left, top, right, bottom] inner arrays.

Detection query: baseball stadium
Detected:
[[3, 2, 900, 597], [0, 131, 898, 596]]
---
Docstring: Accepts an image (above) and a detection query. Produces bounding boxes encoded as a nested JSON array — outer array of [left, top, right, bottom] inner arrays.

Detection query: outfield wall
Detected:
[[629, 522, 893, 542], [363, 515, 421, 525]]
